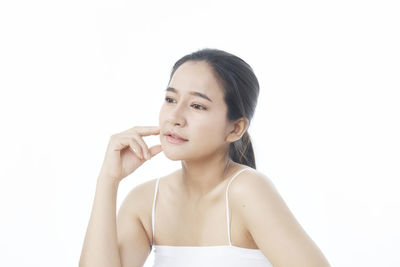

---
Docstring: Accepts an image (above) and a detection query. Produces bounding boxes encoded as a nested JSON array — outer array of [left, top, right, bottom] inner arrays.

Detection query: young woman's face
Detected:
[[159, 60, 232, 161]]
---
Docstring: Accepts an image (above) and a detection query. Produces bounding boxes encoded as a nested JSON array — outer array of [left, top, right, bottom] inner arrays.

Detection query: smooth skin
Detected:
[[79, 126, 163, 267], [79, 60, 331, 267]]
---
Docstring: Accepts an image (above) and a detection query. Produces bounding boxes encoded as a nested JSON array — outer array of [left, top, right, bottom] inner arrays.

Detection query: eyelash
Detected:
[[165, 97, 208, 110]]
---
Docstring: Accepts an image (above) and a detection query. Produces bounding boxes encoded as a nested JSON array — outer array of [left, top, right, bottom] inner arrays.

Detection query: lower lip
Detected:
[[166, 135, 188, 144]]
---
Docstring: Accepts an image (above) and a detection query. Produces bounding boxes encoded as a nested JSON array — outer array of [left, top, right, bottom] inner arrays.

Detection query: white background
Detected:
[[0, 0, 399, 266]]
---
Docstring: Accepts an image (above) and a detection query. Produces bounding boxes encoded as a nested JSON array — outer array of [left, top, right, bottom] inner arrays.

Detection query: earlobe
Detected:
[[225, 126, 239, 143], [226, 118, 249, 142]]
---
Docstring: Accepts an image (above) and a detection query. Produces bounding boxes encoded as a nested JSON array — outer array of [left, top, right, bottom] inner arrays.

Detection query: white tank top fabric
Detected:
[[151, 167, 273, 267]]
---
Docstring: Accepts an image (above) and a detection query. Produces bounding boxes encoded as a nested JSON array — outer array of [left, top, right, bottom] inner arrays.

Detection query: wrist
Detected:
[[97, 174, 120, 188]]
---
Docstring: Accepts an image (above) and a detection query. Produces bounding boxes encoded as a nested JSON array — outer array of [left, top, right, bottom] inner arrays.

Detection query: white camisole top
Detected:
[[150, 167, 274, 267]]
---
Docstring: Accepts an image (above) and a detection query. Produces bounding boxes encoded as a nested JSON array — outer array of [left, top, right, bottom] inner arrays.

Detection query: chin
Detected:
[[163, 151, 187, 161], [160, 143, 184, 161]]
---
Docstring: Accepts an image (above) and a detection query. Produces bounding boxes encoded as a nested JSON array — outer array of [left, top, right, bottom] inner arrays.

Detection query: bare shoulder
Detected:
[[119, 170, 178, 218], [116, 177, 163, 266], [229, 168, 331, 266], [118, 178, 158, 219], [228, 167, 295, 235], [228, 167, 281, 229], [229, 168, 278, 199]]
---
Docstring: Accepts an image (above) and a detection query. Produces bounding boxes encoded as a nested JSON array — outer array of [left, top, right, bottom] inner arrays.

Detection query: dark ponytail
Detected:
[[168, 48, 260, 169], [229, 131, 256, 169]]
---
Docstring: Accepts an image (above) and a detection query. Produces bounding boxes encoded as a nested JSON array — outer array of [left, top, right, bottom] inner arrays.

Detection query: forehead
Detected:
[[168, 61, 224, 100]]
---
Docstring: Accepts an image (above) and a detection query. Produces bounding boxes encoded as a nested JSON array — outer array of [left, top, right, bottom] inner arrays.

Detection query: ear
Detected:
[[225, 117, 249, 142]]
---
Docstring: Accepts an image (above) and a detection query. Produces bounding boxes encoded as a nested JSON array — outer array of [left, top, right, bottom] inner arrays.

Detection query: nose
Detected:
[[167, 102, 186, 127]]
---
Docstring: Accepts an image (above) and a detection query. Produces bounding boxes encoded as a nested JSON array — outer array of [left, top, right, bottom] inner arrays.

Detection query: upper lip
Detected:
[[165, 130, 188, 141]]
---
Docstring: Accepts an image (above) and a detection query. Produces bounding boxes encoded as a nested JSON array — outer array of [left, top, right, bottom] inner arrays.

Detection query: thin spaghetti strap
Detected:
[[225, 167, 253, 246], [152, 177, 161, 246]]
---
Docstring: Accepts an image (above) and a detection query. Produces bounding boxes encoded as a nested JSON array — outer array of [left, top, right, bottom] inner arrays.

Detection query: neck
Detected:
[[179, 154, 242, 200]]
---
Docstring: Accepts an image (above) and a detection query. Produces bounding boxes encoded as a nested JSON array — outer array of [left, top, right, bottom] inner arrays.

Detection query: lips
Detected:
[[165, 131, 188, 141]]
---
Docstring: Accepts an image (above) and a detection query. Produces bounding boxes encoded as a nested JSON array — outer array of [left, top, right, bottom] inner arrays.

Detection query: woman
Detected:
[[79, 48, 331, 267]]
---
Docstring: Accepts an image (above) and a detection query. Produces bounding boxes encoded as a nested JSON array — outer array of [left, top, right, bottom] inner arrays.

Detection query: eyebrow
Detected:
[[165, 87, 213, 103]]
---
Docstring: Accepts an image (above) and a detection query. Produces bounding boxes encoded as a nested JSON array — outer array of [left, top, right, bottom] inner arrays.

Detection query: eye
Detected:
[[192, 104, 207, 110], [164, 97, 207, 111], [165, 97, 175, 103]]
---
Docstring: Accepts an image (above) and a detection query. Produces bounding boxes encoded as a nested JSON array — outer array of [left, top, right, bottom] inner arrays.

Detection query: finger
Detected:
[[148, 144, 162, 158], [132, 134, 150, 159], [110, 135, 133, 153], [121, 132, 151, 159], [129, 138, 144, 159], [126, 126, 161, 137]]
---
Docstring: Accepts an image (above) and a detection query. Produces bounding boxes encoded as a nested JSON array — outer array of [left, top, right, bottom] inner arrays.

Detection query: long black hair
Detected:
[[168, 48, 260, 169]]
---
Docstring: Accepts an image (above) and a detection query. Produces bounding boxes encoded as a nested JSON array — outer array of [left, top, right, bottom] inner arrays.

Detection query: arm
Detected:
[[231, 172, 331, 267], [79, 125, 161, 266], [116, 181, 153, 267], [79, 176, 122, 267]]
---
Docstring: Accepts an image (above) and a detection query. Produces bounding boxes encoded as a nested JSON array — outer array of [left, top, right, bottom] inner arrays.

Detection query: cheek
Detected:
[[194, 117, 226, 142], [159, 106, 166, 123]]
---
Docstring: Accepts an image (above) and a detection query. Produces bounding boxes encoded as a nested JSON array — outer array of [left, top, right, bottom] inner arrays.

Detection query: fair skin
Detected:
[[159, 60, 249, 200], [133, 60, 329, 266], [80, 60, 330, 267]]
